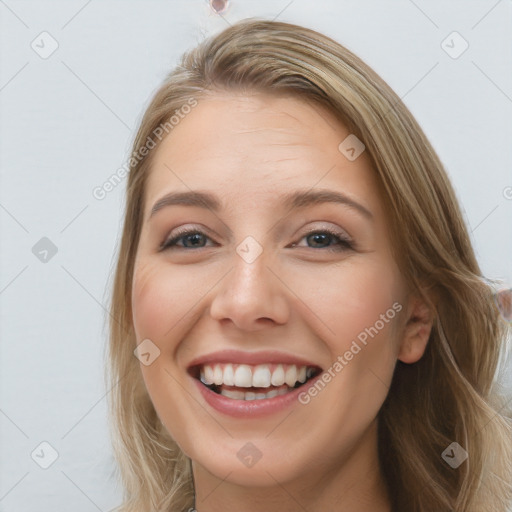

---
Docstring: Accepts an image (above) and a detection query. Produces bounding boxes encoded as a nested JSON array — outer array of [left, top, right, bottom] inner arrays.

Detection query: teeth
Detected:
[[203, 365, 214, 385], [252, 366, 271, 387], [199, 362, 316, 388], [233, 364, 253, 387], [271, 364, 285, 386], [213, 364, 223, 385], [284, 365, 298, 387], [220, 388, 245, 400], [223, 364, 234, 386], [220, 386, 290, 400]]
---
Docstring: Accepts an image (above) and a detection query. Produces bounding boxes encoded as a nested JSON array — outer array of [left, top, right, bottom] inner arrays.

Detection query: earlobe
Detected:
[[398, 295, 435, 364]]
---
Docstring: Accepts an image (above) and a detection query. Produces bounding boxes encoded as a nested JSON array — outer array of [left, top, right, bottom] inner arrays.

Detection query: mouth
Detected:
[[188, 362, 323, 401]]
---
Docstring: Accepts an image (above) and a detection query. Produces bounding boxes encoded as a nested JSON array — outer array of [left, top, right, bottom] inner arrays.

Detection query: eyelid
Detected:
[[162, 221, 351, 242], [159, 223, 354, 253], [297, 223, 352, 240], [159, 224, 216, 251], [291, 226, 354, 251]]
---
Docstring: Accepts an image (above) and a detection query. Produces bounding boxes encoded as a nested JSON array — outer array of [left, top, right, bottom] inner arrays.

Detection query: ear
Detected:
[[398, 292, 435, 364]]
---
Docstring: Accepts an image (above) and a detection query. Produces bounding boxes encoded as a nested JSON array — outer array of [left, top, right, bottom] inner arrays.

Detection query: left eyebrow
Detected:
[[148, 188, 373, 221], [282, 188, 373, 220]]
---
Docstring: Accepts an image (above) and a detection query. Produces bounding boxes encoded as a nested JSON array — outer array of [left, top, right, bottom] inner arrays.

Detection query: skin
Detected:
[[131, 90, 434, 512]]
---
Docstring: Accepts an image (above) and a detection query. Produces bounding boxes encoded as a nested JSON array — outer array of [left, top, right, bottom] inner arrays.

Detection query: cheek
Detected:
[[334, 262, 401, 383], [131, 259, 199, 343], [284, 261, 402, 457], [131, 262, 163, 341], [295, 257, 402, 346], [293, 256, 403, 412], [131, 261, 197, 448]]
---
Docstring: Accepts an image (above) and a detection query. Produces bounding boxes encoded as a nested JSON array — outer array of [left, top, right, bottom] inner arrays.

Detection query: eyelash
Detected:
[[159, 227, 354, 253]]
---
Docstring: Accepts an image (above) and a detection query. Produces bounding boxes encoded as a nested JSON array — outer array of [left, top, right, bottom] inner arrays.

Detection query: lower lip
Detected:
[[193, 374, 321, 418]]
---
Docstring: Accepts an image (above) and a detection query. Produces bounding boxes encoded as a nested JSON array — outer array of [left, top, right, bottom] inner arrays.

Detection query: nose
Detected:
[[209, 250, 290, 331]]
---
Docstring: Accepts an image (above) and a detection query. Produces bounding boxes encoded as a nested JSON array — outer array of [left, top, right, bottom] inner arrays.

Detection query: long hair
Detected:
[[104, 18, 512, 512]]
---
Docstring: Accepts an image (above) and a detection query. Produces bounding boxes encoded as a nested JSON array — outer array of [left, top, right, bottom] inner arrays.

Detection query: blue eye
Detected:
[[159, 229, 213, 251], [296, 229, 353, 252], [159, 228, 353, 253]]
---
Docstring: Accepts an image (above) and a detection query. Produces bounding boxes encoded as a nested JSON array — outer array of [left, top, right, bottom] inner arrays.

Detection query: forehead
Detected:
[[144, 91, 380, 214]]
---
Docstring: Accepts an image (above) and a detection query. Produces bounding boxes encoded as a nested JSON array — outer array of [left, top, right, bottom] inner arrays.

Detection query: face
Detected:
[[131, 91, 412, 489]]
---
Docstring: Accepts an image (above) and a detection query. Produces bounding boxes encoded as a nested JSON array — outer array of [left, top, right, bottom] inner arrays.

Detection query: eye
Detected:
[[159, 227, 353, 253], [293, 228, 353, 253], [159, 228, 215, 251]]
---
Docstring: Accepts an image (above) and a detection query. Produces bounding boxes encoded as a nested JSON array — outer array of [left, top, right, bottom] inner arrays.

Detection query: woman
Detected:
[[105, 18, 512, 512]]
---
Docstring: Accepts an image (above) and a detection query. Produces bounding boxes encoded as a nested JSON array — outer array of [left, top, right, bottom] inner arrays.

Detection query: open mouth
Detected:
[[189, 363, 323, 401]]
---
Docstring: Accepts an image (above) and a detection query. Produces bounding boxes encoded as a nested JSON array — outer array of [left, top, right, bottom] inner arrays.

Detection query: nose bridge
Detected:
[[209, 235, 289, 329], [227, 236, 274, 306]]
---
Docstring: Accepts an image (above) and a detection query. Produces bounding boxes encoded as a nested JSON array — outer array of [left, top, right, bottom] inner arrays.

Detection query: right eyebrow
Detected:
[[149, 191, 221, 219], [148, 188, 373, 221]]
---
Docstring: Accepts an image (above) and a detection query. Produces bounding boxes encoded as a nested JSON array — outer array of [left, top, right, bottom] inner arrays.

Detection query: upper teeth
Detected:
[[200, 363, 315, 388]]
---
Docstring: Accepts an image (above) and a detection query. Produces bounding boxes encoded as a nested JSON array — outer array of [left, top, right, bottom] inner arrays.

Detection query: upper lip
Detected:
[[187, 349, 323, 371]]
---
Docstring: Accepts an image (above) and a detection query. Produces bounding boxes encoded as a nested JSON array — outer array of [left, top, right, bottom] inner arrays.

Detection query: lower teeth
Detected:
[[203, 379, 310, 400], [219, 386, 291, 400]]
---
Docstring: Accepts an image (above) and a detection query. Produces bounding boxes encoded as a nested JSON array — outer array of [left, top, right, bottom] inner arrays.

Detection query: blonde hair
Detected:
[[105, 18, 512, 512]]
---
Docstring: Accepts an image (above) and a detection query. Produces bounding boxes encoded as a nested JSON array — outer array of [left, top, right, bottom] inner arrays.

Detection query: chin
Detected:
[[193, 451, 305, 488]]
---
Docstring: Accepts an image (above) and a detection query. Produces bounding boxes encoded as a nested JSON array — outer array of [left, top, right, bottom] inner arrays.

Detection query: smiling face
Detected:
[[131, 90, 416, 497]]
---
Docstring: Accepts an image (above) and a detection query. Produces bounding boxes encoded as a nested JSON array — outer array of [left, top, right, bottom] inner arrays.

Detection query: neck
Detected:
[[191, 421, 391, 512]]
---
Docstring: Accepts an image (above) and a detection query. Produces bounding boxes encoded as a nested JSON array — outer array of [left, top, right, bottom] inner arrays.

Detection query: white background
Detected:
[[1, 1, 511, 511]]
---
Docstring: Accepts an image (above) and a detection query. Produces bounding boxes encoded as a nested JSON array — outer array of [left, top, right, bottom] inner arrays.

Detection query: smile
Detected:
[[192, 363, 322, 401]]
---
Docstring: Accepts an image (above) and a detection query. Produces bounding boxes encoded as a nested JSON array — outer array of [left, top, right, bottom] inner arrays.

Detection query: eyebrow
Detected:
[[149, 188, 373, 220]]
